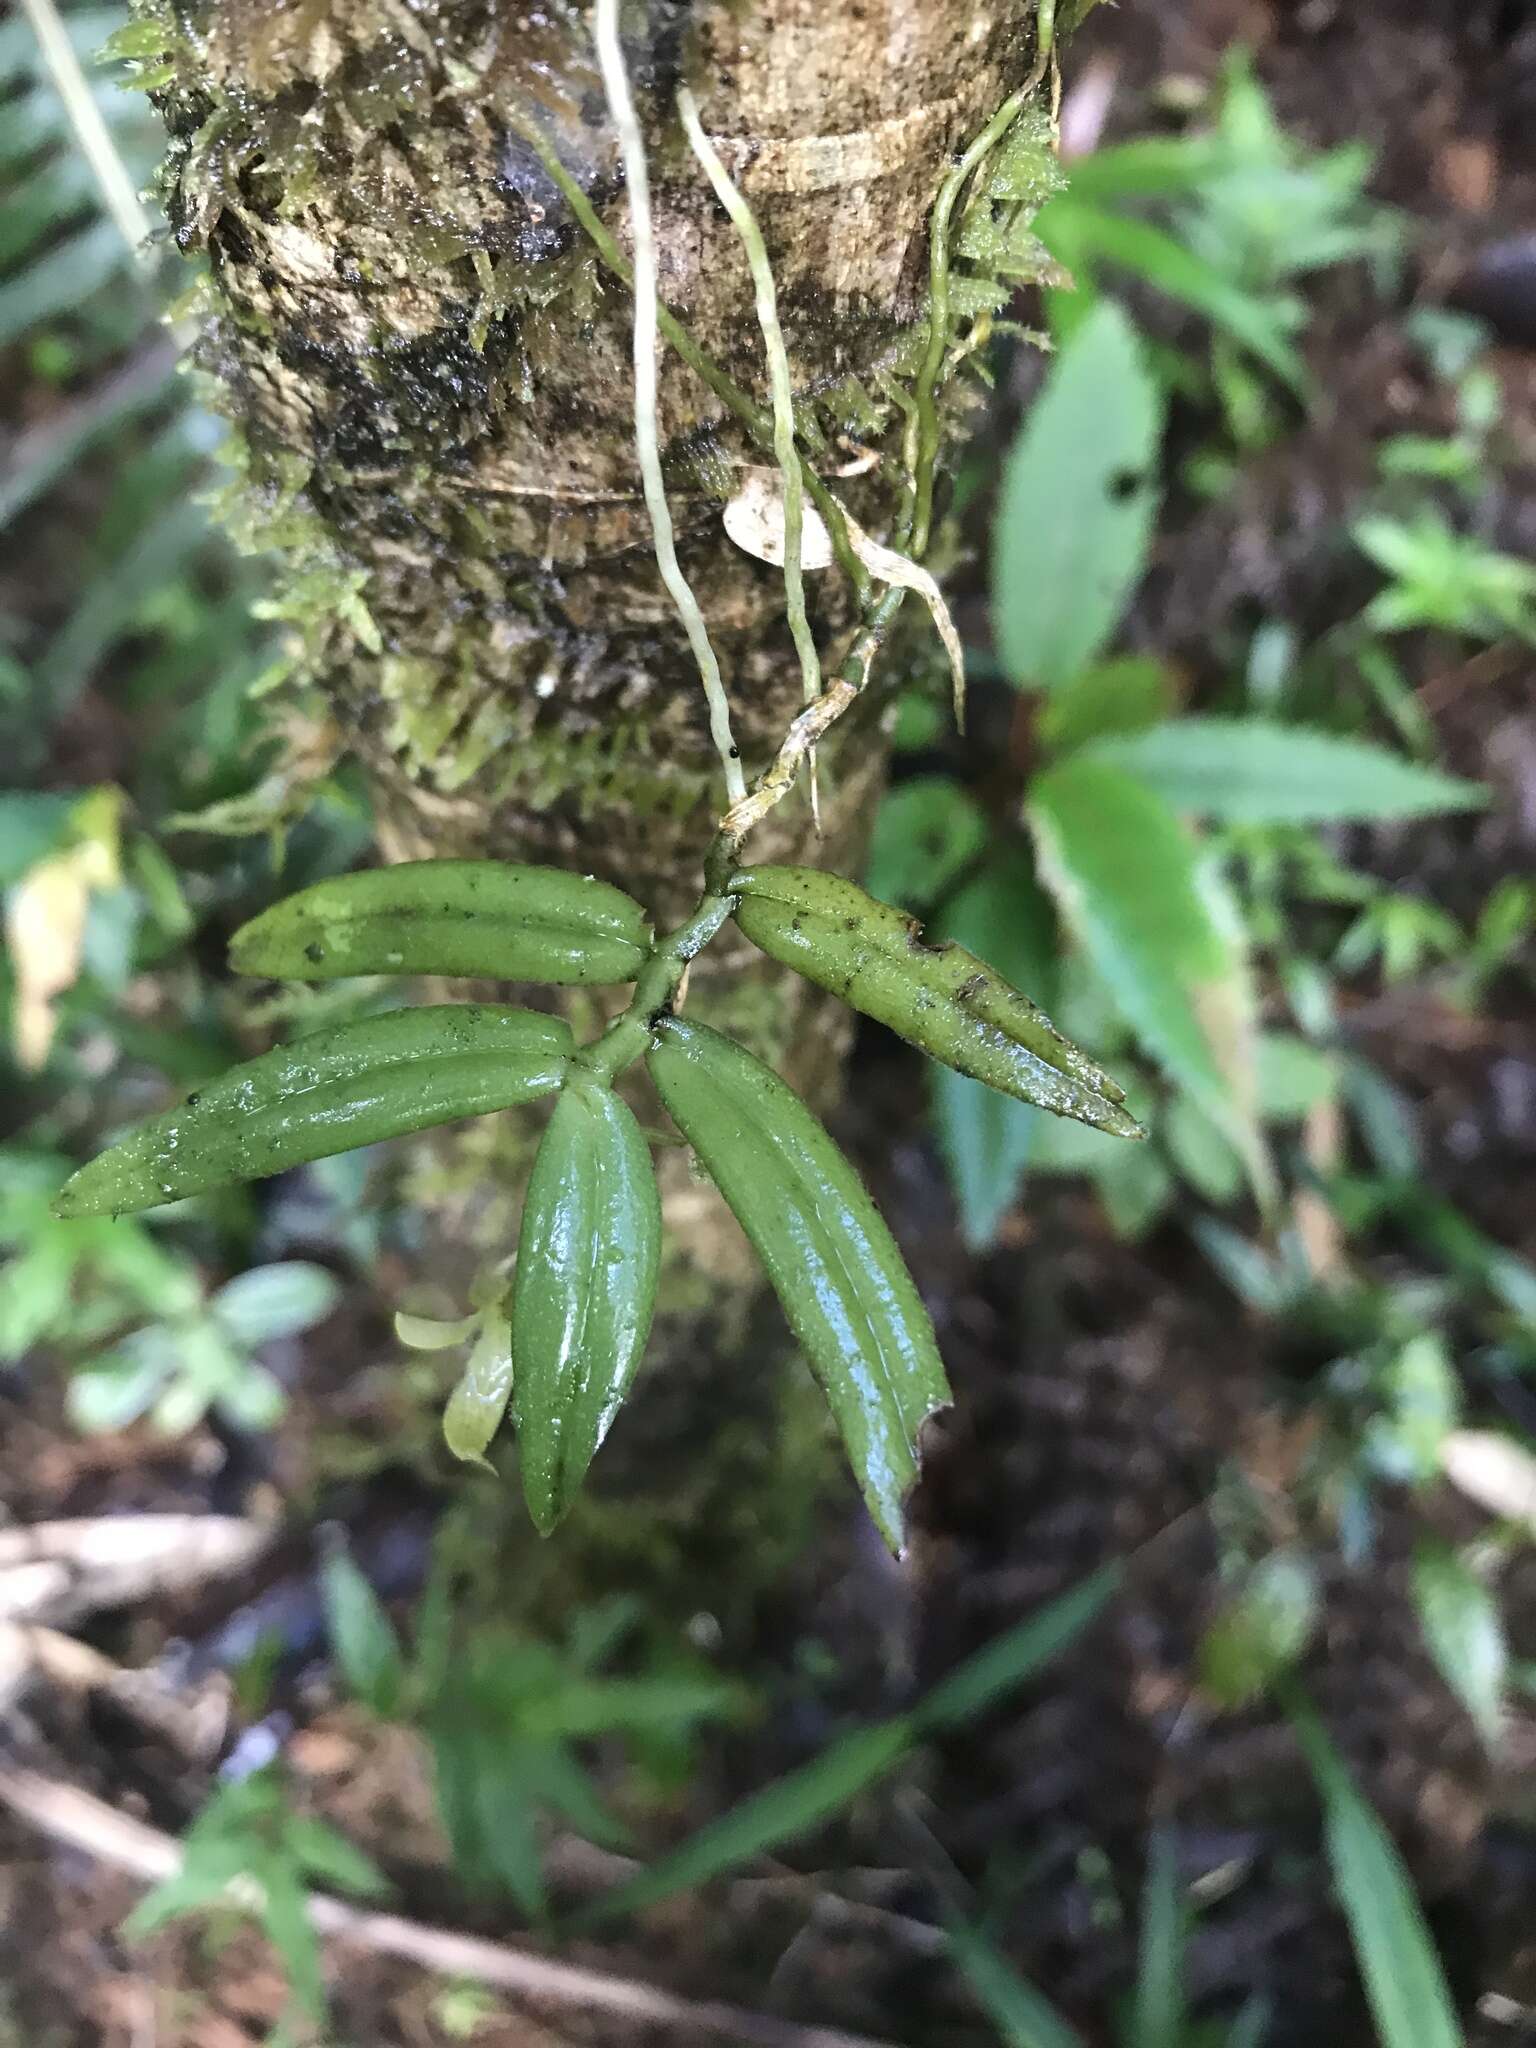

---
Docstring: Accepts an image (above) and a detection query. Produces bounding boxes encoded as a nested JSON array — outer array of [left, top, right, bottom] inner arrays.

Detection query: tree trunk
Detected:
[[152, 0, 1042, 909], [140, 0, 1048, 1577]]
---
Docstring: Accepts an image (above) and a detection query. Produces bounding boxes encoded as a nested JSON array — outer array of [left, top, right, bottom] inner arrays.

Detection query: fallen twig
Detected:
[[0, 1767, 903, 2048], [0, 1620, 230, 1757], [0, 1515, 271, 1625]]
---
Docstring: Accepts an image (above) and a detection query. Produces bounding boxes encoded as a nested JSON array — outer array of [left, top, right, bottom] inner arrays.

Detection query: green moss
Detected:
[[431, 1346, 840, 1652]]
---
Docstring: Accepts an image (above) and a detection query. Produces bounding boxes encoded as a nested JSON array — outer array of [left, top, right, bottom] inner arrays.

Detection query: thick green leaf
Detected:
[[1412, 1541, 1506, 1748], [733, 865, 1139, 1138], [1081, 719, 1485, 822], [991, 302, 1163, 690], [52, 1006, 574, 1217], [1292, 1708, 1464, 2048], [230, 860, 652, 986], [512, 1083, 661, 1532], [647, 1017, 949, 1552], [1029, 757, 1237, 1110], [930, 849, 1060, 1247]]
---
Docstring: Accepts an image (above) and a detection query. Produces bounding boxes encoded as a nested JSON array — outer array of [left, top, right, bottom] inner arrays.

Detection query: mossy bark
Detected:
[[135, 0, 1048, 1558], [145, 0, 1044, 923]]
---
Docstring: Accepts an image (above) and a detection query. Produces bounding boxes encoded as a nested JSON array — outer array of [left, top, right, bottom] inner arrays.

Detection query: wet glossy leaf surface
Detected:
[[647, 1016, 948, 1552], [733, 864, 1140, 1137], [230, 860, 652, 986], [53, 1006, 573, 1217], [512, 1083, 660, 1531]]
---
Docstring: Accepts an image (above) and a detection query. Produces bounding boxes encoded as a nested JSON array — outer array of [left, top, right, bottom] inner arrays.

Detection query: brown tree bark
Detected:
[[151, 0, 1043, 911]]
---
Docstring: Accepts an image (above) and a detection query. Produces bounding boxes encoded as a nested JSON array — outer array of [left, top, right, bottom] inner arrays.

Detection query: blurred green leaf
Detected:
[[932, 1059, 1039, 1253], [1037, 658, 1174, 756], [213, 1262, 340, 1347], [1163, 1095, 1243, 1204], [321, 1544, 405, 1718], [581, 1719, 916, 1926], [1029, 756, 1241, 1115], [0, 218, 135, 349], [1080, 719, 1484, 822], [1412, 1542, 1506, 1749], [1030, 1112, 1174, 1238], [1130, 1830, 1185, 2048], [1057, 137, 1230, 203], [0, 342, 178, 530], [582, 1570, 1115, 1926], [32, 496, 211, 710], [1039, 198, 1307, 391], [256, 1858, 325, 2017], [866, 777, 987, 911], [1355, 513, 1536, 643], [126, 1829, 252, 1934], [0, 8, 125, 84], [127, 1763, 379, 2022], [519, 1674, 735, 1742], [212, 1358, 285, 1431], [1255, 1034, 1337, 1122], [930, 845, 1058, 1249], [914, 1567, 1118, 1732], [992, 302, 1163, 690], [67, 1331, 174, 1432], [1367, 1334, 1459, 1486], [284, 1815, 388, 1899], [1200, 1551, 1319, 1709], [1396, 1196, 1536, 1325], [946, 1915, 1086, 2048], [1292, 1707, 1464, 2048], [0, 793, 73, 884]]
